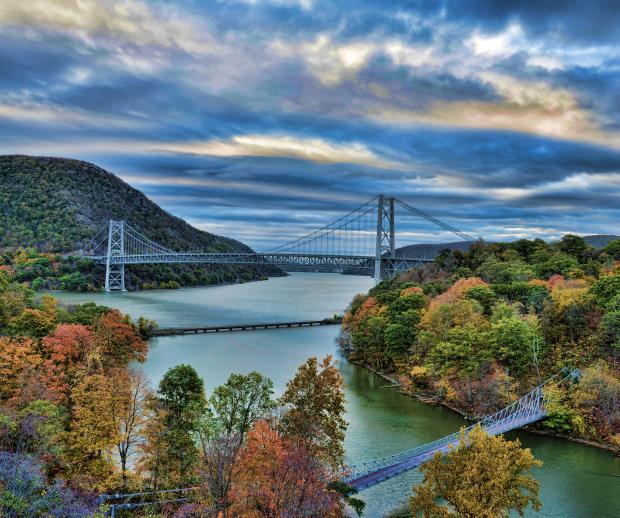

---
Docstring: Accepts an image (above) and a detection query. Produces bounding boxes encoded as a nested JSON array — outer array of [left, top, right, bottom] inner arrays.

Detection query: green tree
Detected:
[[510, 239, 548, 262], [476, 258, 534, 284], [384, 322, 415, 358], [534, 253, 579, 279], [352, 314, 388, 369], [58, 272, 88, 291], [488, 315, 542, 376], [279, 356, 347, 469], [590, 274, 620, 309], [157, 364, 208, 486], [600, 311, 620, 365], [464, 285, 497, 315], [542, 385, 584, 434], [410, 426, 542, 517], [602, 239, 620, 260], [429, 324, 490, 401], [558, 234, 587, 259], [210, 371, 274, 441], [388, 293, 426, 316]]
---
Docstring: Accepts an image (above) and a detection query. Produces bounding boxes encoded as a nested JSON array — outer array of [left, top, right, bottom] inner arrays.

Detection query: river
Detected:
[[53, 272, 620, 517]]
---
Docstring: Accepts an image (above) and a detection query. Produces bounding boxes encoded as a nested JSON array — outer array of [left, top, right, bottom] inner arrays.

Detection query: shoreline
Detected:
[[38, 271, 288, 296], [349, 358, 619, 456]]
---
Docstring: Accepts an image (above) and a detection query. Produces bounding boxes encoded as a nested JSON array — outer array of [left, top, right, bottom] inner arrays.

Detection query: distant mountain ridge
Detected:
[[0, 155, 281, 289], [582, 235, 620, 248], [396, 241, 473, 259], [396, 234, 620, 260]]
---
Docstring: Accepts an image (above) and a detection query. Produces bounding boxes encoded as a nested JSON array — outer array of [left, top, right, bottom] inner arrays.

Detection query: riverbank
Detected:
[[348, 356, 619, 456]]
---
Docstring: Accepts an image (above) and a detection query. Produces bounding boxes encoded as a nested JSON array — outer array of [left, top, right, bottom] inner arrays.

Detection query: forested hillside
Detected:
[[342, 235, 620, 450], [0, 155, 281, 290]]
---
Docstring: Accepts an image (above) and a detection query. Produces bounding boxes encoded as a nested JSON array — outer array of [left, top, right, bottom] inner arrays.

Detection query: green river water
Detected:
[[53, 273, 620, 517]]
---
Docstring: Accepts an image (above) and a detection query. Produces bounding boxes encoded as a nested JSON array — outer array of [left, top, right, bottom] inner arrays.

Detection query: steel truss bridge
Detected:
[[101, 369, 579, 512], [83, 194, 475, 291], [344, 369, 579, 490]]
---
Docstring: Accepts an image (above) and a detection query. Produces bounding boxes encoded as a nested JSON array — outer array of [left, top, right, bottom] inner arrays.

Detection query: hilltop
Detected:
[[0, 155, 281, 290], [396, 234, 620, 260], [396, 241, 473, 259]]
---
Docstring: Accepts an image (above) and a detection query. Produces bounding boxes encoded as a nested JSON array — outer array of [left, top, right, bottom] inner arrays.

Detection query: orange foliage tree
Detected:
[[230, 420, 341, 518], [92, 310, 148, 367], [428, 277, 488, 310], [0, 336, 41, 402], [41, 323, 96, 405]]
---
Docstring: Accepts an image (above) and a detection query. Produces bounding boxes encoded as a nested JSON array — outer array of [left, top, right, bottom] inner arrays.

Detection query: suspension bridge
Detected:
[[101, 369, 579, 513], [82, 195, 474, 291]]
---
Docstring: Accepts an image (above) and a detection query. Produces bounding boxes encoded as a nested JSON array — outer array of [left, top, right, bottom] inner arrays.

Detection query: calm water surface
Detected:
[[54, 273, 620, 517]]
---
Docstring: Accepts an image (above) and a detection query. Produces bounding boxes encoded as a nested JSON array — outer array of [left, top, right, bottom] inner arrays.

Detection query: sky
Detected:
[[1, 0, 619, 250]]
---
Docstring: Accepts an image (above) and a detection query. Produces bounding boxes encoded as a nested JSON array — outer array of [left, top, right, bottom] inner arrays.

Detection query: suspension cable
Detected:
[[264, 196, 378, 253], [394, 198, 475, 242]]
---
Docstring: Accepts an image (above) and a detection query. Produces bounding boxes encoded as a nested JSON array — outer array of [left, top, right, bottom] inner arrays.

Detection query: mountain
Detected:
[[0, 155, 282, 290], [396, 234, 620, 259], [395, 241, 474, 259], [582, 235, 620, 248]]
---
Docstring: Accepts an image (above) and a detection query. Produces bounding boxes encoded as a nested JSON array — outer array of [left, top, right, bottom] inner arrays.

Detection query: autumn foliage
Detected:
[[342, 234, 620, 451], [410, 426, 542, 517], [428, 276, 488, 309], [0, 273, 149, 496], [230, 420, 341, 517]]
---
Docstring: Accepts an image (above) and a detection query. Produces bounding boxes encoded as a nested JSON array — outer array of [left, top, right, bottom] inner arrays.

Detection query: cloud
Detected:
[[468, 23, 525, 58], [1, 0, 620, 248], [0, 102, 149, 129], [0, 0, 216, 55], [367, 73, 620, 150], [155, 134, 409, 170]]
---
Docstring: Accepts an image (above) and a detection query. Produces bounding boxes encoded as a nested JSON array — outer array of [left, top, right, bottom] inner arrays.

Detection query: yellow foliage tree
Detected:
[[0, 336, 41, 402], [63, 374, 118, 489], [410, 426, 542, 518], [420, 299, 487, 341]]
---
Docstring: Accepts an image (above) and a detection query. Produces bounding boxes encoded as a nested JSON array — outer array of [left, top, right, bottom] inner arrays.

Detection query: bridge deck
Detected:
[[151, 318, 343, 336]]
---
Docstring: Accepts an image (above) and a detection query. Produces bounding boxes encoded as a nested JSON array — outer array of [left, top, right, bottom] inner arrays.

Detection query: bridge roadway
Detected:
[[91, 251, 432, 272], [151, 318, 343, 336], [347, 409, 546, 490]]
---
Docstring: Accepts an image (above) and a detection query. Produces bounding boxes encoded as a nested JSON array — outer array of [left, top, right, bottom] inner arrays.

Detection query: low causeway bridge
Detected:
[[151, 317, 343, 336], [82, 194, 475, 291]]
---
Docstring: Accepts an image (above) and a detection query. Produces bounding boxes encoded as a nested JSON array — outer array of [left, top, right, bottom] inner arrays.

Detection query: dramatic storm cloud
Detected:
[[1, 0, 619, 248]]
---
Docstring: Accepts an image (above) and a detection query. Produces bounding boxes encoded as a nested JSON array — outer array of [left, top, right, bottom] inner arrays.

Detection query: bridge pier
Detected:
[[104, 263, 125, 292], [104, 220, 126, 291], [374, 195, 396, 283]]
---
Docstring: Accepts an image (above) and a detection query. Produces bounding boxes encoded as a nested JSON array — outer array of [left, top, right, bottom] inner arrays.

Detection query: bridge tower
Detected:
[[374, 195, 396, 282], [104, 220, 126, 292]]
